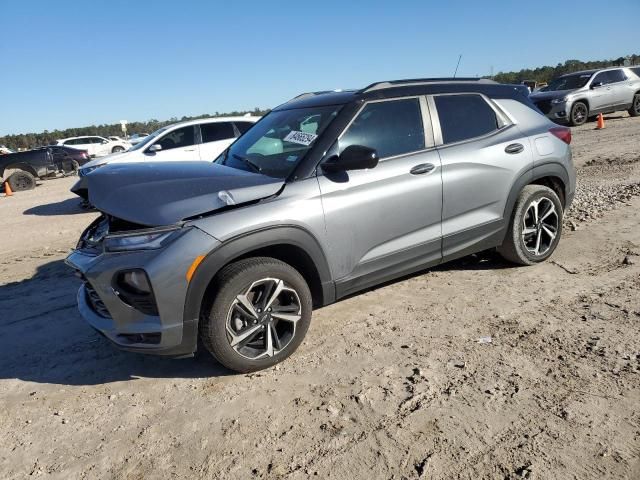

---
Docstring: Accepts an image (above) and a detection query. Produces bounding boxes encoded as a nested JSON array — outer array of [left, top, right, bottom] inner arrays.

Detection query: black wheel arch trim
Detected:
[[1, 162, 41, 179], [571, 98, 590, 111], [183, 225, 334, 333], [503, 162, 571, 230]]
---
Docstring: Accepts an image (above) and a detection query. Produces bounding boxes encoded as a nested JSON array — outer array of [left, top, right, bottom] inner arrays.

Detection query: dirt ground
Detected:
[[1, 114, 639, 480]]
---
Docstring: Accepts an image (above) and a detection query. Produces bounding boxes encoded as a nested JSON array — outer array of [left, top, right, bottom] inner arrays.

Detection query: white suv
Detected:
[[57, 136, 130, 157], [72, 116, 260, 198]]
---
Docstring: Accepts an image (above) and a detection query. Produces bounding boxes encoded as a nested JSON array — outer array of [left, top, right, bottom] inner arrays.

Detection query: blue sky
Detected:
[[1, 0, 638, 136]]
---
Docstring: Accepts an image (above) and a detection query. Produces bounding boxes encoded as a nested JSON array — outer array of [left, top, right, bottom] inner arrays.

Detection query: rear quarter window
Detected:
[[201, 122, 235, 142]]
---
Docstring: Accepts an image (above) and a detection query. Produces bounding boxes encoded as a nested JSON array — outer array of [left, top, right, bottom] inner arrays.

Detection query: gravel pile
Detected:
[[566, 180, 640, 227]]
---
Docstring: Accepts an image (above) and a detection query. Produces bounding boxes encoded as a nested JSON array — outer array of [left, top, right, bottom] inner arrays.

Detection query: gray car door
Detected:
[[430, 93, 533, 260], [606, 69, 634, 107], [589, 71, 614, 111], [317, 97, 443, 296]]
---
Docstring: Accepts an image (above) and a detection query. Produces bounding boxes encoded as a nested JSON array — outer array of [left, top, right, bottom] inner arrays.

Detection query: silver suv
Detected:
[[66, 78, 575, 372], [530, 67, 640, 126]]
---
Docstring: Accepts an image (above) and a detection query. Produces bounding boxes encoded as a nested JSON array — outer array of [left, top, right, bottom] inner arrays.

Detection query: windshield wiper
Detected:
[[232, 153, 261, 173]]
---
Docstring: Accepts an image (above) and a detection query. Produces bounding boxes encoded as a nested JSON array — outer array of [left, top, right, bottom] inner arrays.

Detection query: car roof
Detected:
[[273, 78, 530, 111], [164, 116, 262, 129], [58, 135, 104, 141], [559, 67, 626, 78]]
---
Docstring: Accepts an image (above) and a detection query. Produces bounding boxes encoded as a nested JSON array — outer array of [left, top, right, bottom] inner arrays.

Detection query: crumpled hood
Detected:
[[530, 89, 575, 101], [87, 161, 284, 226]]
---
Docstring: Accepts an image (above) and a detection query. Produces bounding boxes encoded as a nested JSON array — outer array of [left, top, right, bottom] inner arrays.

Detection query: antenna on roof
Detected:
[[453, 54, 462, 78]]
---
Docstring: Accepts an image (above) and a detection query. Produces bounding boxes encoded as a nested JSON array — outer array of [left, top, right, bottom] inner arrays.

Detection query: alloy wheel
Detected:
[[572, 104, 587, 124], [521, 197, 559, 256], [634, 97, 640, 115], [225, 278, 302, 360]]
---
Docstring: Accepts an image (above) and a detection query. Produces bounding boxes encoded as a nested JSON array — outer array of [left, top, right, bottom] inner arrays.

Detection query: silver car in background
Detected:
[[66, 78, 575, 373], [530, 67, 640, 126]]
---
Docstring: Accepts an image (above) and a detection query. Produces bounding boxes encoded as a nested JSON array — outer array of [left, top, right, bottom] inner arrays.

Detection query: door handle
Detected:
[[505, 143, 524, 154], [410, 163, 435, 175], [184, 148, 197, 152]]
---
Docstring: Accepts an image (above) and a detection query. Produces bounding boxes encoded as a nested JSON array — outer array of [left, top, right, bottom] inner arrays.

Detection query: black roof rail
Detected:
[[285, 89, 353, 103], [359, 77, 497, 93]]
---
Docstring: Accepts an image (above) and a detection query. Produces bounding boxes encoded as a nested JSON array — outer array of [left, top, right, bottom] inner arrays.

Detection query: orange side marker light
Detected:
[[186, 255, 206, 283]]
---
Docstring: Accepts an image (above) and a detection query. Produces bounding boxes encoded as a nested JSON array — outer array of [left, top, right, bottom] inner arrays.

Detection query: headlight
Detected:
[[79, 164, 106, 177], [104, 227, 184, 252], [551, 97, 568, 104]]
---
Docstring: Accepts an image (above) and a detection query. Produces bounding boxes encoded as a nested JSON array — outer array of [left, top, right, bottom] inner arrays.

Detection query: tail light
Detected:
[[549, 126, 571, 145]]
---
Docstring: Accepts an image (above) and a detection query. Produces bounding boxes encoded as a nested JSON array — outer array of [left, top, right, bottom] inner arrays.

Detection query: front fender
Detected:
[[182, 225, 334, 342]]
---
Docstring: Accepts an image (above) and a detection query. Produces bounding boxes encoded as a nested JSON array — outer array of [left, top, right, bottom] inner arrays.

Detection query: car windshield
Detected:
[[215, 105, 341, 179], [545, 73, 592, 91], [128, 127, 169, 151]]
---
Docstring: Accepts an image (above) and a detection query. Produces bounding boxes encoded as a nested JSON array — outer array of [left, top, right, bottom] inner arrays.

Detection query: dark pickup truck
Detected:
[[0, 146, 90, 191]]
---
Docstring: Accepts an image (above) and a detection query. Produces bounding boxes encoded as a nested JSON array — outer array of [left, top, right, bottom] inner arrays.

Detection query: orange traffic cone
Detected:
[[596, 113, 605, 130], [3, 181, 13, 197]]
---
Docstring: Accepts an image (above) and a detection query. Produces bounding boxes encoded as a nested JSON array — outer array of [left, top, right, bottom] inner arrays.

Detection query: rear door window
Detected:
[[434, 94, 499, 144], [608, 69, 627, 83], [155, 126, 196, 151], [631, 67, 640, 78], [234, 121, 255, 135], [340, 98, 425, 158], [200, 122, 235, 143]]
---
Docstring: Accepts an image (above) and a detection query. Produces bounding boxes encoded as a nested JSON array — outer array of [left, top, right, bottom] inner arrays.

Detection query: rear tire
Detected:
[[6, 170, 36, 191], [569, 101, 588, 126], [111, 146, 125, 153], [498, 185, 563, 266], [199, 257, 312, 373], [628, 94, 640, 117]]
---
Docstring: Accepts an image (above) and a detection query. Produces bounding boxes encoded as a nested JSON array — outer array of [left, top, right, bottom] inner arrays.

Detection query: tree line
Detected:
[[491, 54, 639, 85], [0, 108, 269, 151], [2, 53, 639, 151]]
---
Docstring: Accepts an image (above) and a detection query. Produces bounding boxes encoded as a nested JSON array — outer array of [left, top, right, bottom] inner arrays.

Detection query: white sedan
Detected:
[[56, 136, 130, 157]]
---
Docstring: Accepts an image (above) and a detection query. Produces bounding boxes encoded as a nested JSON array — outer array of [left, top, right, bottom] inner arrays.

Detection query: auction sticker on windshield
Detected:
[[284, 131, 318, 146]]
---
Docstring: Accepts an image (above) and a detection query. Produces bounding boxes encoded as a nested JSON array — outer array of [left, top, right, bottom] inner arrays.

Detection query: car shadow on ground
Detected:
[[434, 249, 516, 272], [0, 259, 232, 386], [1, 250, 513, 386], [23, 197, 93, 216], [337, 249, 516, 301]]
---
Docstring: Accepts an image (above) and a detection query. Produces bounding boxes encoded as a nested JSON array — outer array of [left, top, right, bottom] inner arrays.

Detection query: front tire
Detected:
[[628, 94, 640, 117], [569, 101, 588, 126], [200, 257, 312, 373], [498, 185, 563, 266]]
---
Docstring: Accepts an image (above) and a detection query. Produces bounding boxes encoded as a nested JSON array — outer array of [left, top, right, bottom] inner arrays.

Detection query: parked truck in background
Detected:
[[1, 146, 90, 191]]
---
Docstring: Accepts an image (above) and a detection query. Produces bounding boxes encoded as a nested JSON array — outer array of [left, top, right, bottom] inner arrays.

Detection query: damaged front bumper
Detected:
[[65, 222, 219, 357]]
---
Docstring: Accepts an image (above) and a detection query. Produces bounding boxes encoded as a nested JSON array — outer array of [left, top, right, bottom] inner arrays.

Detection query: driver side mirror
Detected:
[[322, 145, 379, 173], [147, 144, 162, 153], [591, 81, 604, 89]]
